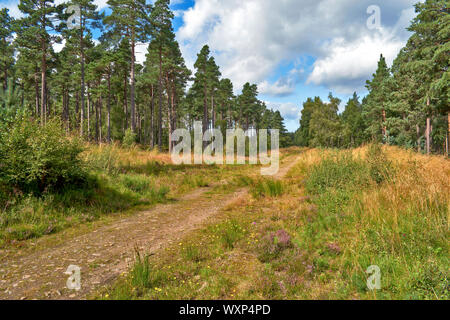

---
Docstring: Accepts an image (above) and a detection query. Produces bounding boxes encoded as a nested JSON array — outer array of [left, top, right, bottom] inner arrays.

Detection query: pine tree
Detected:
[[238, 82, 258, 130], [150, 0, 173, 150], [295, 97, 316, 147], [217, 78, 234, 129], [192, 45, 211, 138], [404, 0, 449, 153], [0, 8, 14, 91], [207, 56, 221, 129], [16, 0, 61, 125], [105, 0, 152, 134], [341, 93, 365, 148], [62, 0, 102, 136], [362, 54, 391, 142]]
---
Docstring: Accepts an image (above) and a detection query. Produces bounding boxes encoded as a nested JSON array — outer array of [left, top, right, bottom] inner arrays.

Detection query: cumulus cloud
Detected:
[[176, 0, 419, 95], [0, 0, 109, 18], [265, 101, 301, 121], [259, 66, 304, 97], [1, 0, 24, 18], [306, 30, 405, 94]]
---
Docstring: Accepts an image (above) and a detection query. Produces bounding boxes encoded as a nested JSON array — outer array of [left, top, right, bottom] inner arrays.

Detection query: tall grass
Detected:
[[296, 144, 449, 299], [251, 179, 284, 198]]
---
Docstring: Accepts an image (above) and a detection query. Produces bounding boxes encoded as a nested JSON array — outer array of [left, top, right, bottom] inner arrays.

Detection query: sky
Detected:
[[1, 0, 422, 131]]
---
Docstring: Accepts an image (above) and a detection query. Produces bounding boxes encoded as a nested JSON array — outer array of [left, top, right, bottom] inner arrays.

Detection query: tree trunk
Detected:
[[40, 1, 47, 126], [426, 117, 431, 155], [99, 96, 102, 142], [166, 75, 172, 154], [130, 28, 136, 133], [158, 48, 163, 151], [447, 112, 450, 156], [382, 108, 387, 141], [123, 74, 128, 133], [95, 98, 99, 142], [80, 18, 85, 137], [87, 84, 91, 140], [426, 98, 431, 155], [34, 73, 40, 118], [171, 82, 177, 152], [211, 95, 215, 129], [41, 41, 46, 125], [150, 84, 154, 148], [107, 74, 111, 143], [416, 124, 421, 153], [75, 91, 79, 129]]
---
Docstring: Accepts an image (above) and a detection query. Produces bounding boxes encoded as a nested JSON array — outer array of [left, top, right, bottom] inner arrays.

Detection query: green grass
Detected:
[[101, 146, 449, 300], [0, 144, 261, 246]]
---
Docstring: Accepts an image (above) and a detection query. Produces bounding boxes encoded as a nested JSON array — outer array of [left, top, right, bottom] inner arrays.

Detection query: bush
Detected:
[[123, 128, 137, 148], [0, 115, 88, 195]]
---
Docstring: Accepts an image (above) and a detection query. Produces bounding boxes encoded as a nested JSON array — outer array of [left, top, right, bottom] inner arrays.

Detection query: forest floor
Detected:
[[0, 152, 300, 300]]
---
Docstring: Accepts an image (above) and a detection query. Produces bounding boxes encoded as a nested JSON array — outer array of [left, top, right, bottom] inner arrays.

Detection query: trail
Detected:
[[0, 155, 300, 300]]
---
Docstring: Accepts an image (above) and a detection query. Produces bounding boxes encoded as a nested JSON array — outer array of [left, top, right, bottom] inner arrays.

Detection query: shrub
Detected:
[[123, 128, 137, 148], [0, 115, 88, 195]]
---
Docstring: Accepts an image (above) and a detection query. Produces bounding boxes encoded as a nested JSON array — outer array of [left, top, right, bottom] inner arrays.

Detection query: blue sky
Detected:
[[1, 0, 421, 131]]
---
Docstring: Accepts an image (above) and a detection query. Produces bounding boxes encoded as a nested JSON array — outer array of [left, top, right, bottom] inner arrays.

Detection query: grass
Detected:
[[0, 143, 260, 246], [101, 144, 449, 300]]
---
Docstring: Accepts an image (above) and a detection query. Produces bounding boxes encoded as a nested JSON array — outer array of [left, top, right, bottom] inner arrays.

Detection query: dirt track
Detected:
[[0, 155, 299, 300]]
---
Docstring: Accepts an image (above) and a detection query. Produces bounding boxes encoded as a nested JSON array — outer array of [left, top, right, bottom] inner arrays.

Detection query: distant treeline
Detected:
[[0, 0, 291, 151], [294, 0, 449, 154]]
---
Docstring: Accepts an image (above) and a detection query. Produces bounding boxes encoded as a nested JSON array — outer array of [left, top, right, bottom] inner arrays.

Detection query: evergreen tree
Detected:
[[0, 8, 14, 91], [149, 0, 173, 149], [105, 0, 152, 134], [341, 93, 365, 148], [16, 0, 62, 124], [362, 54, 391, 142]]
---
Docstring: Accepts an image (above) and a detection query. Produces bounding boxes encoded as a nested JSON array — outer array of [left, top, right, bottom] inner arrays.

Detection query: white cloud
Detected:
[[259, 79, 295, 97], [53, 39, 66, 53], [0, 0, 109, 19], [259, 66, 304, 97], [265, 101, 301, 121], [135, 42, 149, 66], [176, 0, 418, 95], [1, 1, 24, 18], [307, 29, 405, 94]]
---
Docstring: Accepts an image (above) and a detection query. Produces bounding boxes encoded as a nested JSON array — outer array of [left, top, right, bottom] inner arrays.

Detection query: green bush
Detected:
[[0, 115, 88, 195], [123, 128, 137, 148]]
